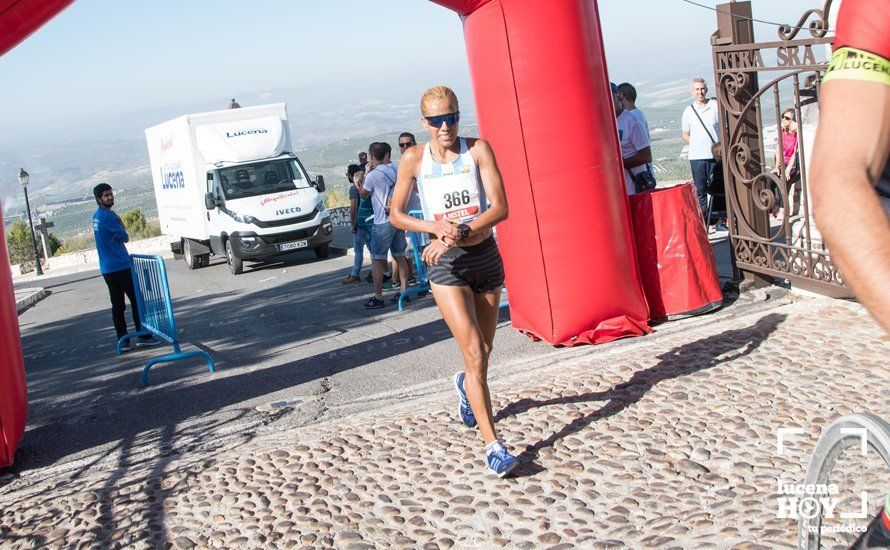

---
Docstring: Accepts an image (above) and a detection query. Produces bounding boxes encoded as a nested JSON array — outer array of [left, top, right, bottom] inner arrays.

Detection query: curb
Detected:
[[15, 287, 47, 315]]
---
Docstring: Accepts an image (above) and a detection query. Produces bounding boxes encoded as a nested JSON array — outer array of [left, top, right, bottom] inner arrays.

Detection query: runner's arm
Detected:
[[810, 78, 890, 332], [465, 138, 508, 237]]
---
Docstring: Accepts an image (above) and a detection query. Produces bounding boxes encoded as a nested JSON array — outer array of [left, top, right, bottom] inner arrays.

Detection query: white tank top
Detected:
[[416, 137, 487, 223]]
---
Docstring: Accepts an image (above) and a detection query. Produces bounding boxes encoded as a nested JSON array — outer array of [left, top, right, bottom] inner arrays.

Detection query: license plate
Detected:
[[279, 240, 308, 251]]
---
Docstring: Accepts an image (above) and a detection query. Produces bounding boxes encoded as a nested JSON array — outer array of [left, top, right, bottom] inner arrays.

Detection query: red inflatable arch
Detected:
[[0, 0, 650, 462], [432, 0, 650, 344]]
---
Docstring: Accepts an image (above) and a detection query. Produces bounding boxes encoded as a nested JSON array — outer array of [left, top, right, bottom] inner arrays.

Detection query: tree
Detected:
[[48, 233, 62, 256], [121, 208, 147, 237], [5, 220, 36, 265]]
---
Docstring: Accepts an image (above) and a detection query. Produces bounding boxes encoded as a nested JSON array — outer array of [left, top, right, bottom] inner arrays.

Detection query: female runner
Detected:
[[389, 86, 517, 477]]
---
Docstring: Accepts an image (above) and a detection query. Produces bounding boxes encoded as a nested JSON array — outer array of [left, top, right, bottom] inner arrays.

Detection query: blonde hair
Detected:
[[421, 86, 459, 116]]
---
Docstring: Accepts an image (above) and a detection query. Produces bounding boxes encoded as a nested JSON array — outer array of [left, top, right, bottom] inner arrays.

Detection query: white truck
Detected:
[[145, 103, 333, 275]]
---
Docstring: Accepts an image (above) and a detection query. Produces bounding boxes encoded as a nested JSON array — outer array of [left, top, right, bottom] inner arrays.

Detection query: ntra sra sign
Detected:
[[160, 163, 185, 190], [225, 128, 269, 138]]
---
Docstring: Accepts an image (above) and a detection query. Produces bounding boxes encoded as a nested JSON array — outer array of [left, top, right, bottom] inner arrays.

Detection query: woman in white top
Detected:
[[389, 86, 517, 477]]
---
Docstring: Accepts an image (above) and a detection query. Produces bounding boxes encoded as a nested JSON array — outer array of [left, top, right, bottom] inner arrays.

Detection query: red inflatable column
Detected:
[[432, 0, 650, 344], [0, 0, 75, 57], [0, 210, 28, 467]]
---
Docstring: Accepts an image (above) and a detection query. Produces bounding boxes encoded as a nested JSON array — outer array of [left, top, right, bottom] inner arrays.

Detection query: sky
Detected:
[[0, 0, 822, 151]]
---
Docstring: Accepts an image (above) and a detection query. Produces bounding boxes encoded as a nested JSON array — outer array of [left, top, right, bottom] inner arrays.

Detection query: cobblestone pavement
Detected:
[[1, 296, 887, 548]]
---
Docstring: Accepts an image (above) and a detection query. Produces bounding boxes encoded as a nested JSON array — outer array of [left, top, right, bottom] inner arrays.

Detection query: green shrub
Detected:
[[57, 235, 94, 255], [324, 186, 351, 209], [121, 208, 148, 236], [5, 221, 35, 264]]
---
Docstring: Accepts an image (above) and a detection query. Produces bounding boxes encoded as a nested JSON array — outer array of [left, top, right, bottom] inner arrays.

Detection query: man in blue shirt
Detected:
[[92, 183, 158, 351]]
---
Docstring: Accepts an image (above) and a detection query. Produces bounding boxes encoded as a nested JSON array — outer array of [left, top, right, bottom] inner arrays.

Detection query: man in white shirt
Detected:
[[681, 77, 721, 216], [613, 83, 653, 195], [360, 141, 410, 308], [618, 82, 650, 141]]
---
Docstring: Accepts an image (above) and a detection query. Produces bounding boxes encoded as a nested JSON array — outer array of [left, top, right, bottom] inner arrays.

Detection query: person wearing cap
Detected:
[[92, 183, 159, 351]]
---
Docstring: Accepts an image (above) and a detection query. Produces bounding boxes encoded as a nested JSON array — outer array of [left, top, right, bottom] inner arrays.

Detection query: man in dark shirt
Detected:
[[92, 183, 158, 351]]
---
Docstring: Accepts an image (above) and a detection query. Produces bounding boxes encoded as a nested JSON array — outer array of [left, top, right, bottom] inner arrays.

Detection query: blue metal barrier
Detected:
[[399, 210, 432, 311], [117, 255, 215, 386]]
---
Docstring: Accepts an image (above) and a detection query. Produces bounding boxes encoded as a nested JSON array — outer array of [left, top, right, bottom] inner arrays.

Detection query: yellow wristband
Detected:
[[823, 47, 890, 86]]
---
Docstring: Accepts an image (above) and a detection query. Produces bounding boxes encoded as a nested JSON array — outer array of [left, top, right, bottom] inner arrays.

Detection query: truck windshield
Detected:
[[218, 158, 306, 201]]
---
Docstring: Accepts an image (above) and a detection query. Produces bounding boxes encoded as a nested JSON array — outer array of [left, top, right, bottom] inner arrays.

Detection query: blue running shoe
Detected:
[[453, 371, 477, 428], [486, 441, 519, 478]]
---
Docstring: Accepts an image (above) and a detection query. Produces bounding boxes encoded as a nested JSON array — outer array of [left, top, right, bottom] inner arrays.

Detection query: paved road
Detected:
[[12, 249, 555, 474], [3, 296, 887, 548]]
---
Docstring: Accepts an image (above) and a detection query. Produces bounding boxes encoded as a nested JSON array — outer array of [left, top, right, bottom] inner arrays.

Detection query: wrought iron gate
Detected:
[[711, 0, 851, 297]]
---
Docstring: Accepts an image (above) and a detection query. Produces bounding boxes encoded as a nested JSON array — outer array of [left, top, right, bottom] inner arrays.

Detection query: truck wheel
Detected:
[[314, 243, 330, 259], [225, 240, 243, 275], [183, 239, 202, 270]]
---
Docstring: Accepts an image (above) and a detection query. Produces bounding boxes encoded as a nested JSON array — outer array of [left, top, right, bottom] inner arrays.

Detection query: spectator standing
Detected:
[[359, 141, 410, 308], [613, 83, 653, 195], [618, 82, 650, 140], [394, 131, 420, 287], [343, 164, 374, 284], [92, 183, 158, 351], [772, 108, 800, 218], [358, 152, 368, 171], [681, 77, 721, 215]]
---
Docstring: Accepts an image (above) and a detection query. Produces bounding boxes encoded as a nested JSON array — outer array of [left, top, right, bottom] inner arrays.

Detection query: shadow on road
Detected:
[[496, 313, 787, 478], [11, 252, 444, 472]]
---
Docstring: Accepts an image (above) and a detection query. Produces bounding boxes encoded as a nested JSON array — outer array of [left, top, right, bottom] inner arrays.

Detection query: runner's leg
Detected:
[[473, 287, 502, 357], [430, 281, 498, 444]]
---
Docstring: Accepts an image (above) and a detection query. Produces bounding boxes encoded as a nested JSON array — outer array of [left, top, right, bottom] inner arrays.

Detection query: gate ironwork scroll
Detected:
[[711, 0, 852, 298]]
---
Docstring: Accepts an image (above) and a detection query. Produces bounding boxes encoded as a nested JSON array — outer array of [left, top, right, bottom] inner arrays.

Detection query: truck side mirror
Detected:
[[204, 193, 217, 210], [313, 175, 325, 193]]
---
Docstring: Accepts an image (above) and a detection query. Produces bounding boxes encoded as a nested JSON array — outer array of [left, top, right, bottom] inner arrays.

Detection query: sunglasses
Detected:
[[782, 115, 793, 121], [399, 141, 416, 148], [425, 112, 459, 128]]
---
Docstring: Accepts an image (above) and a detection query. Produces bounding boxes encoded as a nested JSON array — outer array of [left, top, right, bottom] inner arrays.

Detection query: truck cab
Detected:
[[205, 154, 333, 274]]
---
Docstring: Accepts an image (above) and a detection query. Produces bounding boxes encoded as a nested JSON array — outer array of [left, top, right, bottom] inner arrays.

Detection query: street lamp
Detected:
[[17, 168, 43, 276]]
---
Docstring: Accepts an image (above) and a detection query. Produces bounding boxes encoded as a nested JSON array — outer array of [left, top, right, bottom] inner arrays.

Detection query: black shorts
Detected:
[[429, 235, 505, 294]]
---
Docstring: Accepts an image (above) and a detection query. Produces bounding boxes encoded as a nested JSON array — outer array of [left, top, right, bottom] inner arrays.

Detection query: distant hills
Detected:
[[2, 79, 709, 239]]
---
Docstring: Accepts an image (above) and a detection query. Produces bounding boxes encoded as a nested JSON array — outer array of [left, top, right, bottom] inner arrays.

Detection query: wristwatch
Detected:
[[457, 223, 471, 240]]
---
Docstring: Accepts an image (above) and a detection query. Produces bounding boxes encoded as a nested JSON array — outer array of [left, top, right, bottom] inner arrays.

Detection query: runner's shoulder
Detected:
[[400, 143, 425, 173], [466, 137, 493, 158]]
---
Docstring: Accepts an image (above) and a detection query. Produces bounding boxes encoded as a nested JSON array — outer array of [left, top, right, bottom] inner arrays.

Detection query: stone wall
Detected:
[[10, 211, 352, 275], [328, 207, 350, 227], [11, 236, 175, 275]]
